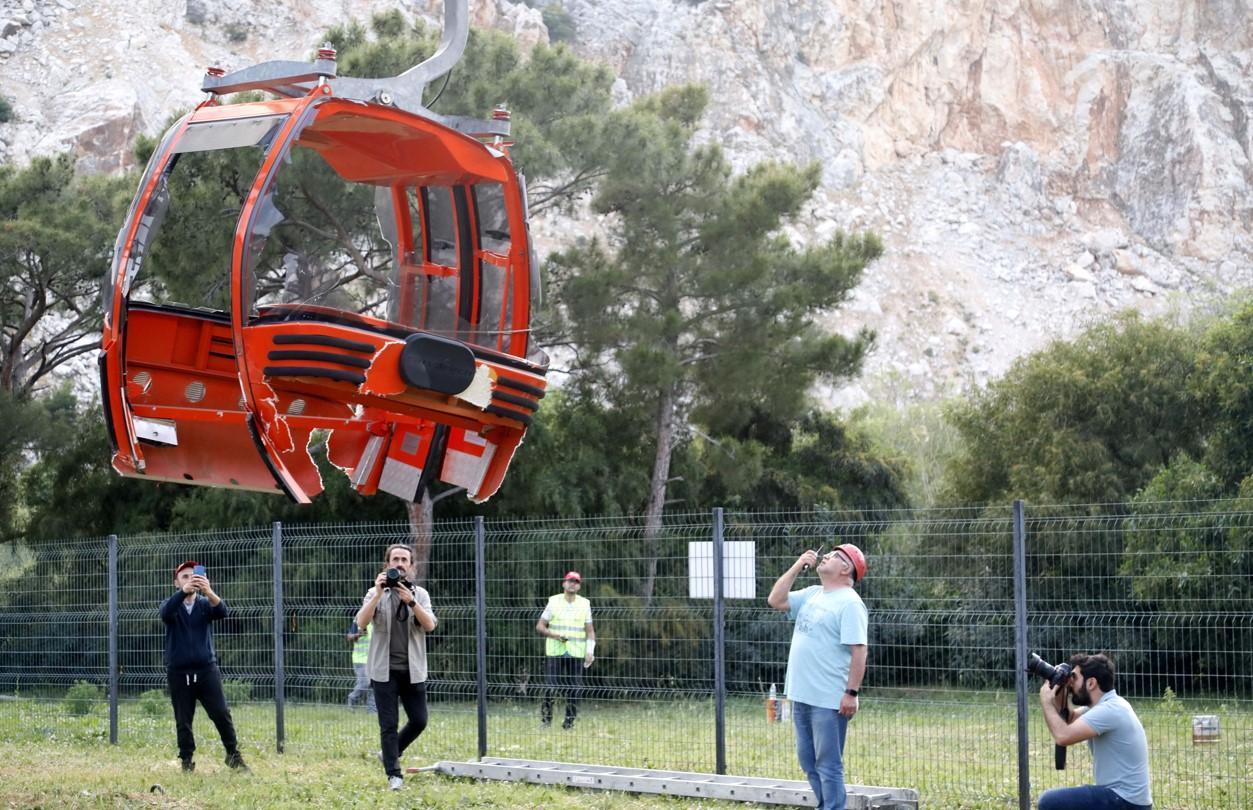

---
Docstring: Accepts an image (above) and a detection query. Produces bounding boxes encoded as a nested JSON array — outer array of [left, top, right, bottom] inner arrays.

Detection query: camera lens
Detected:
[[1027, 653, 1058, 682]]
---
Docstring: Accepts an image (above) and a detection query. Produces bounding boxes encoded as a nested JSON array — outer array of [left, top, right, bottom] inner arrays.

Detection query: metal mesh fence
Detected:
[[115, 527, 278, 749], [1024, 501, 1253, 809], [0, 536, 111, 697], [0, 500, 1249, 809]]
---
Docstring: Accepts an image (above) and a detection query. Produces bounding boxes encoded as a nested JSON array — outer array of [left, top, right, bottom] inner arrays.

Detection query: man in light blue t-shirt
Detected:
[[767, 544, 869, 810], [1039, 653, 1152, 809]]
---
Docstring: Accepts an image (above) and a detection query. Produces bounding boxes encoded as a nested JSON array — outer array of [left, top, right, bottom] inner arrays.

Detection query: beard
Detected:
[[1071, 683, 1093, 706]]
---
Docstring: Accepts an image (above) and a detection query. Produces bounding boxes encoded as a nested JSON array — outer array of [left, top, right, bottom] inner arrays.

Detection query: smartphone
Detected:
[[192, 565, 206, 576]]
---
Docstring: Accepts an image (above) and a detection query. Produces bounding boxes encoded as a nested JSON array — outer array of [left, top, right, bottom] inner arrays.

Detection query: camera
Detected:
[[1026, 653, 1072, 687], [382, 567, 412, 590], [1028, 652, 1074, 771]]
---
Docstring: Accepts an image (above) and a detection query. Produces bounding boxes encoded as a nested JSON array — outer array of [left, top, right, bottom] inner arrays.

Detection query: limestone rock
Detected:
[[1065, 265, 1097, 283], [1113, 249, 1141, 276], [995, 142, 1045, 211], [1082, 229, 1130, 257]]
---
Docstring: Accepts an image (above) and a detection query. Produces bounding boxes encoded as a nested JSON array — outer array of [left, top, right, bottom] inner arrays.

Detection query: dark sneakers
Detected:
[[225, 751, 249, 772], [180, 758, 195, 773]]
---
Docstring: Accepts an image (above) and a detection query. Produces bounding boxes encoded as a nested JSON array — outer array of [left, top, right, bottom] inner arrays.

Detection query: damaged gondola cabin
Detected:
[[99, 2, 547, 505]]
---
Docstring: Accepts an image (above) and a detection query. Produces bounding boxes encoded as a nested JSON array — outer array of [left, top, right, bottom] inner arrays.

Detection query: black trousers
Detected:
[[167, 665, 238, 761], [372, 670, 428, 778], [541, 655, 584, 726]]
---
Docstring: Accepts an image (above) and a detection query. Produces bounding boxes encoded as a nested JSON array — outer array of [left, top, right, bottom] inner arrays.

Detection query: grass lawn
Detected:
[[0, 692, 1247, 809]]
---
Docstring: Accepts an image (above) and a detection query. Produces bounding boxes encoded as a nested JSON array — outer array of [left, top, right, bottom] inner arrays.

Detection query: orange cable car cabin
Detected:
[[99, 7, 547, 505]]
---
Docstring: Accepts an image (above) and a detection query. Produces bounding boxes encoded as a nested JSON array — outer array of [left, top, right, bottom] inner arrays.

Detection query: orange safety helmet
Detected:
[[835, 543, 867, 582]]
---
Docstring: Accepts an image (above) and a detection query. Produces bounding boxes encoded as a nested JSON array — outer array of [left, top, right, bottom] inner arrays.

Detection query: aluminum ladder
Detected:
[[429, 757, 919, 808]]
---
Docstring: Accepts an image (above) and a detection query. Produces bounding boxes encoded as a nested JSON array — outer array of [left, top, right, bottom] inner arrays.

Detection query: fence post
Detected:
[[713, 507, 727, 775], [108, 533, 119, 745], [1013, 500, 1029, 810], [272, 521, 285, 754], [475, 515, 488, 759]]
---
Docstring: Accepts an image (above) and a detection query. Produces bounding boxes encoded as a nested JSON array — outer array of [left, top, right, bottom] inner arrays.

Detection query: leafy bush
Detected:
[[1160, 686, 1185, 715], [137, 688, 168, 717], [542, 4, 577, 43], [64, 680, 102, 716], [222, 679, 252, 704]]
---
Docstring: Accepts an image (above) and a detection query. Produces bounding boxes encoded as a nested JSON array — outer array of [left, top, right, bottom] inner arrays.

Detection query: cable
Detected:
[[427, 69, 452, 108]]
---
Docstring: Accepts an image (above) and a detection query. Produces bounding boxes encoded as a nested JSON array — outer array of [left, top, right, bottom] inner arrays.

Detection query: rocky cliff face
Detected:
[[1, 0, 1248, 406]]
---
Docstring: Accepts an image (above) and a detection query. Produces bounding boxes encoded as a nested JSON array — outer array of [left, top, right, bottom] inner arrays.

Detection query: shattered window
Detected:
[[126, 115, 288, 313]]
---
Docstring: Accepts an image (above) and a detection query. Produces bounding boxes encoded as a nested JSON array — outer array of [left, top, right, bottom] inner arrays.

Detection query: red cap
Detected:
[[563, 571, 581, 582], [174, 560, 200, 576]]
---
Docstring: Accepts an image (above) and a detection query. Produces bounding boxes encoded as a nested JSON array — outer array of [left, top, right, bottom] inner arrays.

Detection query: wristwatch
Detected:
[[845, 688, 859, 697]]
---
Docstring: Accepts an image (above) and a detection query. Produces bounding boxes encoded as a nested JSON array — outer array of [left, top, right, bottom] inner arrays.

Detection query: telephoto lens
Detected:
[[1026, 653, 1072, 687]]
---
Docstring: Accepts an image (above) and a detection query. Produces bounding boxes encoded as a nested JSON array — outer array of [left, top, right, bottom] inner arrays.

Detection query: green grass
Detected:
[[0, 692, 1248, 809]]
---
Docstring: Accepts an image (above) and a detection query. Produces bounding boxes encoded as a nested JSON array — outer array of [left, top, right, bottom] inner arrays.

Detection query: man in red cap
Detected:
[[159, 560, 247, 773], [767, 543, 868, 810], [535, 570, 596, 729]]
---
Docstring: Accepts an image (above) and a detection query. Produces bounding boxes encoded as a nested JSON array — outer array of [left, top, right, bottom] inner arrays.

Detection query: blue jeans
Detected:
[[347, 663, 375, 711], [792, 701, 851, 810], [1039, 785, 1151, 809]]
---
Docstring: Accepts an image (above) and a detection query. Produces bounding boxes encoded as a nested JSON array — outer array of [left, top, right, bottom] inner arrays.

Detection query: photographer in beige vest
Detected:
[[354, 544, 437, 791]]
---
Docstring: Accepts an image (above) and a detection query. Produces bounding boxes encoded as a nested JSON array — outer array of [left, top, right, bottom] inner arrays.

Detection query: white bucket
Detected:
[[1191, 715, 1220, 744]]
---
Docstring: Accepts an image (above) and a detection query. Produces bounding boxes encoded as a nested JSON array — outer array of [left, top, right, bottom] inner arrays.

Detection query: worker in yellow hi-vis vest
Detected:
[[346, 621, 375, 712], [535, 570, 596, 729]]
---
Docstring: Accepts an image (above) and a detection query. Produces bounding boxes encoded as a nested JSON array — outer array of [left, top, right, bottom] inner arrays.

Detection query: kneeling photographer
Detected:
[[354, 544, 438, 791], [1035, 653, 1152, 810]]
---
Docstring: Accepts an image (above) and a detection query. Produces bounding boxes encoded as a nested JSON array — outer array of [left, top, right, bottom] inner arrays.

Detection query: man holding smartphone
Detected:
[[160, 560, 248, 773]]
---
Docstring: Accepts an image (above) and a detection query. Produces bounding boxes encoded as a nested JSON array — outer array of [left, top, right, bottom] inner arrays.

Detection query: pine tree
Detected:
[[549, 85, 882, 600]]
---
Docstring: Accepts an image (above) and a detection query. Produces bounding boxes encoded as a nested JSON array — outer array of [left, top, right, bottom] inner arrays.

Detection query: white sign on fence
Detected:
[[688, 541, 756, 600]]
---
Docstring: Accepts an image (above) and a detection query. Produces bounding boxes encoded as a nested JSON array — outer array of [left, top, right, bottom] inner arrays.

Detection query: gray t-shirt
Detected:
[[1083, 690, 1152, 806], [388, 605, 410, 670]]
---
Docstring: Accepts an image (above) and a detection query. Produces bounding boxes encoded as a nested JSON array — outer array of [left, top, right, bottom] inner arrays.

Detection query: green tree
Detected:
[[18, 390, 188, 539], [677, 408, 909, 514], [1120, 458, 1253, 686], [1122, 456, 1251, 610], [944, 312, 1205, 505], [0, 391, 58, 539], [518, 1, 577, 43], [470, 388, 656, 518], [0, 156, 127, 539], [539, 5, 577, 44], [549, 84, 881, 599], [1194, 300, 1253, 490], [0, 155, 130, 395], [850, 400, 961, 508]]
